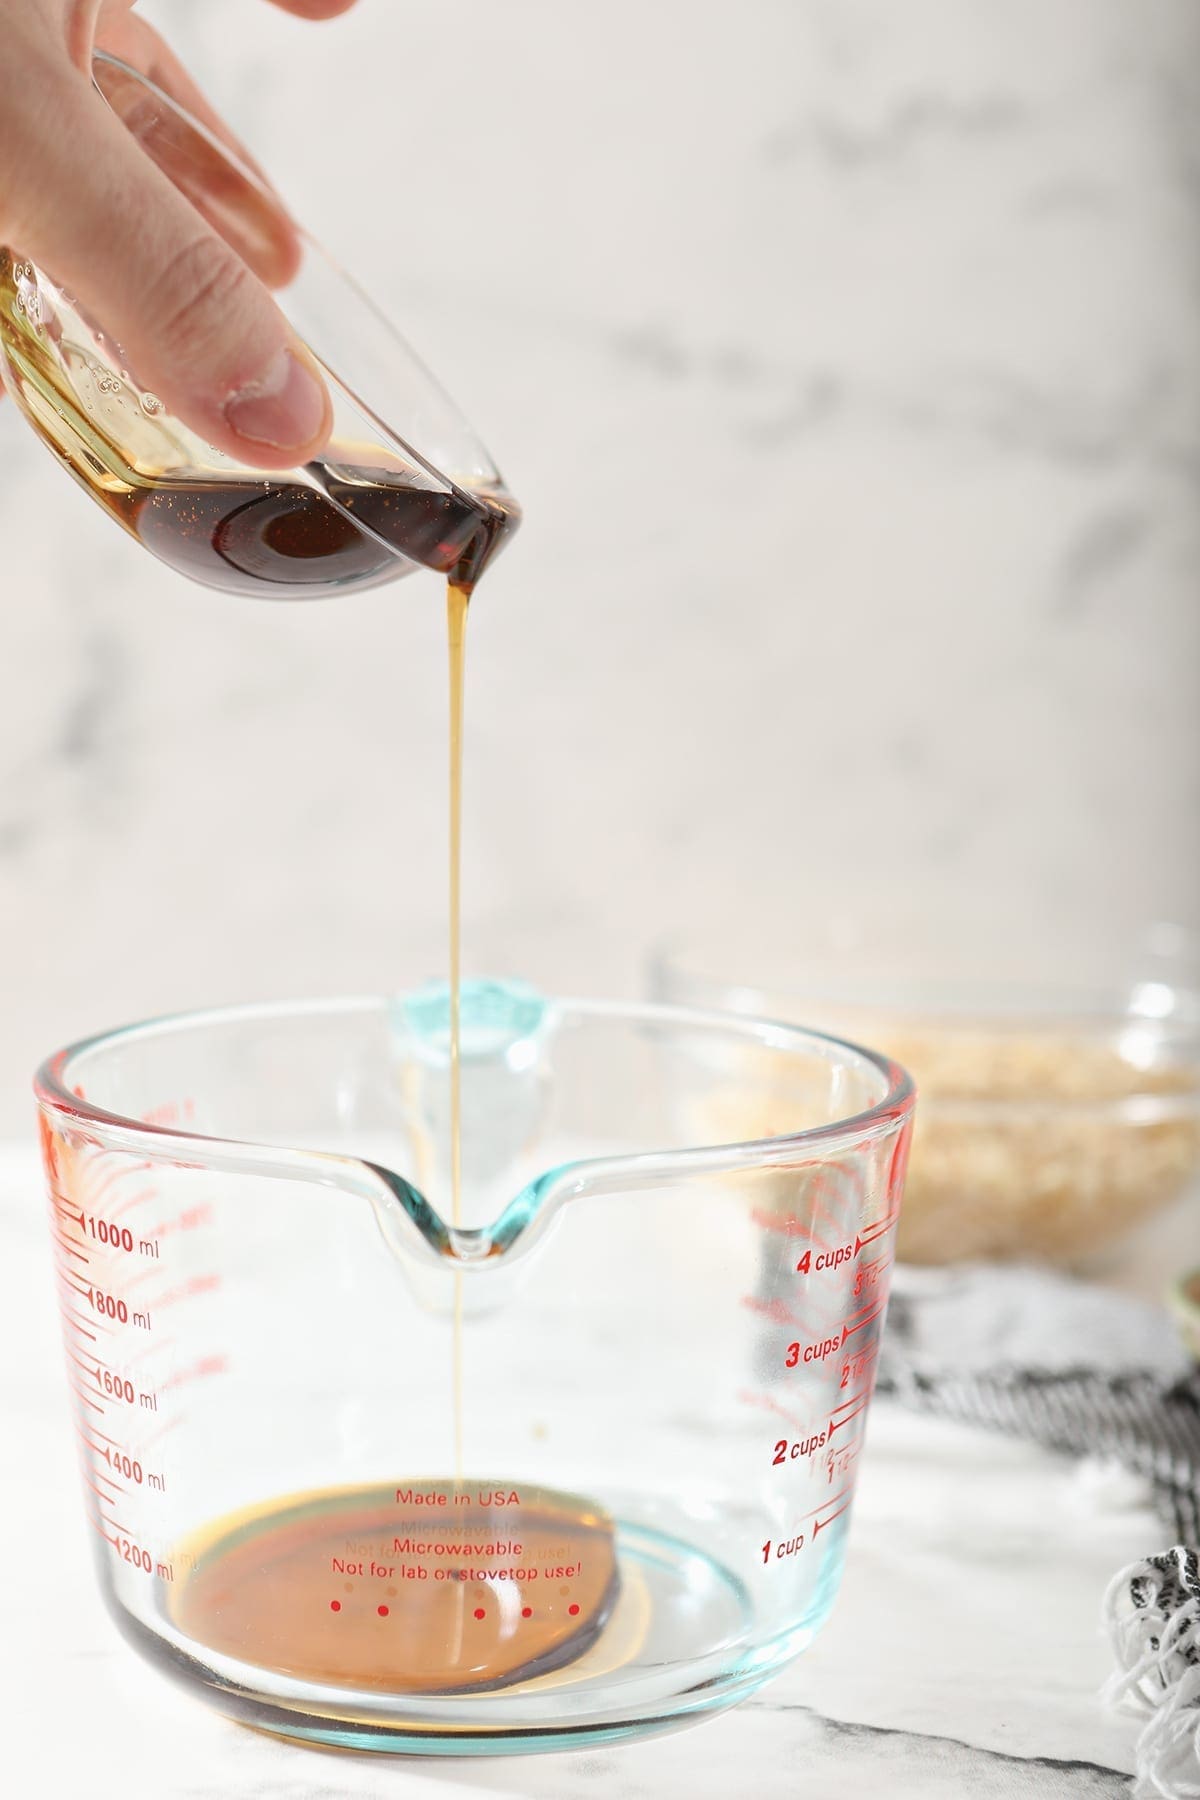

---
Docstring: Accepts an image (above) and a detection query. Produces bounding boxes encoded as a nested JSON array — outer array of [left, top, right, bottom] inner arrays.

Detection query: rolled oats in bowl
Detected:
[[850, 1021, 1200, 1264], [654, 928, 1200, 1266]]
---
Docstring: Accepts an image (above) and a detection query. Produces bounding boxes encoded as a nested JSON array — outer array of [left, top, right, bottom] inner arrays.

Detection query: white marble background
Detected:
[[0, 0, 1198, 1127]]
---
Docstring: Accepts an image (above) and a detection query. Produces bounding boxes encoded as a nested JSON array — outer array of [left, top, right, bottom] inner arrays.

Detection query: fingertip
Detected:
[[220, 339, 332, 467], [267, 0, 360, 20]]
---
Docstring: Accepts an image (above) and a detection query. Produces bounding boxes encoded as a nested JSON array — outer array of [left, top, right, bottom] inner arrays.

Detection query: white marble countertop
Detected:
[[4, 1143, 1183, 1798]]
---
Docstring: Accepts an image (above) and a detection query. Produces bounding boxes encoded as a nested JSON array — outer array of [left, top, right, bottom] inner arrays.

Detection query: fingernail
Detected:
[[223, 346, 328, 452]]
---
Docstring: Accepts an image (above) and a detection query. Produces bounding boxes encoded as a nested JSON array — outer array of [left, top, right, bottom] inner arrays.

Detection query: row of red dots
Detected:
[[329, 1601, 581, 1619]]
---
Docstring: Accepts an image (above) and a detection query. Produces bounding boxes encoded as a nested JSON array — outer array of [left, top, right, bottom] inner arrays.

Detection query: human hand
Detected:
[[0, 1, 359, 466]]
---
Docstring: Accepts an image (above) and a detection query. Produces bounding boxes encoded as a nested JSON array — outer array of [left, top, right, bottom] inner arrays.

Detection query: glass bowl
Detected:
[[653, 923, 1200, 1267]]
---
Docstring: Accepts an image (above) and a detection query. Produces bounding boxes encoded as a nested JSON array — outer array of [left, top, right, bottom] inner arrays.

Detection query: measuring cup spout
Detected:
[[362, 1158, 563, 1268]]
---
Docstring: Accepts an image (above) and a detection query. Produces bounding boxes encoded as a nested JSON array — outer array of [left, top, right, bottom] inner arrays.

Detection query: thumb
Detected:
[[4, 70, 331, 469]]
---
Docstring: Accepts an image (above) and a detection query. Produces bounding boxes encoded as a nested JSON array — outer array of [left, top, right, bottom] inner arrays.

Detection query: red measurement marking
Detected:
[[101, 1449, 155, 1489], [841, 1298, 887, 1343], [841, 1341, 879, 1390], [853, 1256, 892, 1299], [377, 1605, 389, 1617], [786, 1330, 845, 1370], [473, 1607, 486, 1620], [51, 1232, 89, 1264], [65, 1290, 106, 1319], [80, 1422, 121, 1448], [796, 1242, 854, 1276], [61, 1310, 99, 1341], [827, 1395, 870, 1437], [855, 1209, 900, 1253], [776, 1483, 856, 1539], [825, 1440, 862, 1483], [813, 1498, 852, 1535], [81, 1471, 120, 1504], [568, 1604, 580, 1616], [74, 1428, 123, 1467]]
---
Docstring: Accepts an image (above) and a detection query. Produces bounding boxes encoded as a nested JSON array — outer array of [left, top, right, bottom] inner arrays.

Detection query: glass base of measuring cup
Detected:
[[101, 1499, 828, 1753]]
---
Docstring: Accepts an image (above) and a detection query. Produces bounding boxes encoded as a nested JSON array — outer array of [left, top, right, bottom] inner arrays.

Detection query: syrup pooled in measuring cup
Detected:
[[170, 1480, 620, 1692]]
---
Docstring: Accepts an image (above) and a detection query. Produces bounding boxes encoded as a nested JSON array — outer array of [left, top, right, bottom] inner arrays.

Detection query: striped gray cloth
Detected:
[[874, 1357, 1200, 1543], [877, 1268, 1200, 1793]]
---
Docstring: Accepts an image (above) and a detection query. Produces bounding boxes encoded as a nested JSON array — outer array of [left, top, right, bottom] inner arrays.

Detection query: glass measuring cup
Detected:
[[0, 54, 518, 599], [36, 984, 914, 1753]]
